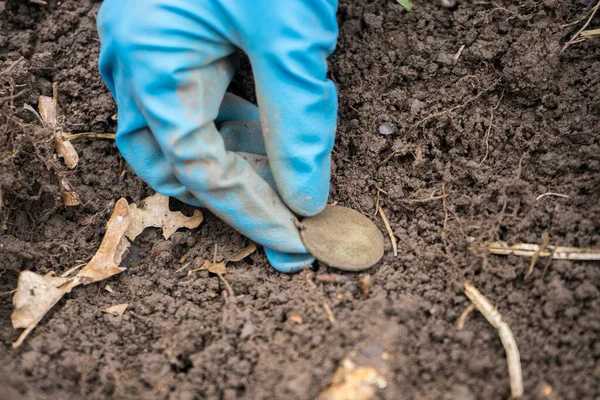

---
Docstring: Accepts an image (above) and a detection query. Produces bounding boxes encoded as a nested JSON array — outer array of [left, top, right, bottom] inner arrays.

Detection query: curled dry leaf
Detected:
[[76, 198, 130, 284], [126, 193, 203, 240], [104, 303, 128, 316], [38, 96, 79, 169]]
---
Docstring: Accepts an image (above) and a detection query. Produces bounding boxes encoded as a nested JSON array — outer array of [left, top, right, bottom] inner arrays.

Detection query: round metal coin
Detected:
[[300, 205, 385, 271]]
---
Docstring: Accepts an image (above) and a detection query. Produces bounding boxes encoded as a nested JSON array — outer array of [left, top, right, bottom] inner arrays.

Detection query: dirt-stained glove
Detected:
[[97, 0, 338, 272]]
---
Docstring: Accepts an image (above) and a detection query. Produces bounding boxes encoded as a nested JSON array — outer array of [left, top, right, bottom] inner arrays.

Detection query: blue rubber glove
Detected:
[[97, 0, 338, 273]]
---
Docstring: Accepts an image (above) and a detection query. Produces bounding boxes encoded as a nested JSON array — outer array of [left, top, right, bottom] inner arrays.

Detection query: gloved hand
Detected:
[[97, 0, 338, 272]]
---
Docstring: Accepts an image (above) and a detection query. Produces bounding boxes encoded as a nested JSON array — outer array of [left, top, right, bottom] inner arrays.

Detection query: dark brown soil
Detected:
[[1, 0, 599, 399]]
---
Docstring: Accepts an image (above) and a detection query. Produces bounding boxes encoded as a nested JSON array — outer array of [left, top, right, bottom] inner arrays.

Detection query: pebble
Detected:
[[364, 13, 383, 29], [441, 0, 457, 8], [378, 122, 397, 136]]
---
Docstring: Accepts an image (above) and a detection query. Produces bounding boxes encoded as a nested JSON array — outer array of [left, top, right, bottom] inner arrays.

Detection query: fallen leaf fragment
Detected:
[[11, 198, 131, 348], [197, 260, 227, 275], [11, 193, 206, 348], [489, 241, 600, 261], [228, 243, 257, 262], [76, 198, 130, 284], [39, 95, 79, 169], [126, 193, 203, 240], [104, 303, 128, 316], [11, 272, 73, 348], [60, 179, 80, 207], [318, 355, 387, 400], [288, 313, 303, 324]]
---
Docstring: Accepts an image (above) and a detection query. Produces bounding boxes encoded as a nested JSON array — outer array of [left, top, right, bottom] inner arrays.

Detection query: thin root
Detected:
[[457, 304, 475, 331]]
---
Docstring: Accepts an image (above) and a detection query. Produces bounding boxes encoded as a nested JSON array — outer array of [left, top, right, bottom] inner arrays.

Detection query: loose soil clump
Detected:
[[1, 1, 599, 399]]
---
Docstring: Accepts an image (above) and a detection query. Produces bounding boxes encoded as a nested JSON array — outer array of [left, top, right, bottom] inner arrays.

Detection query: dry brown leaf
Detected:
[[11, 272, 74, 348], [125, 193, 203, 240], [39, 96, 79, 169], [197, 260, 227, 275], [318, 358, 387, 400], [61, 190, 80, 206], [76, 198, 130, 284], [228, 243, 257, 262], [60, 179, 80, 206], [288, 313, 304, 324], [104, 303, 128, 316]]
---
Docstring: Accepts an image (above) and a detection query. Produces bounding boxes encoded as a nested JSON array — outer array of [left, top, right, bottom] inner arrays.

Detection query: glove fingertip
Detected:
[[264, 248, 314, 273]]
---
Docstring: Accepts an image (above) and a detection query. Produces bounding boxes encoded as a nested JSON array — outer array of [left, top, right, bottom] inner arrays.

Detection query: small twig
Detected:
[[305, 271, 336, 325], [175, 262, 192, 274], [377, 205, 397, 257], [0, 90, 28, 103], [535, 192, 571, 201], [0, 288, 17, 297], [405, 194, 448, 204], [562, 0, 600, 52], [64, 132, 116, 141], [454, 44, 466, 61], [322, 301, 336, 324], [457, 304, 475, 331], [0, 56, 24, 76], [488, 242, 600, 260], [464, 282, 523, 399]]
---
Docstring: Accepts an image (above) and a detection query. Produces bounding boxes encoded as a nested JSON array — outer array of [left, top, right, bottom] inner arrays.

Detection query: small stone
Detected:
[[364, 13, 383, 29], [507, 291, 524, 304], [441, 0, 457, 8], [575, 282, 599, 300], [240, 321, 255, 339], [378, 122, 397, 136]]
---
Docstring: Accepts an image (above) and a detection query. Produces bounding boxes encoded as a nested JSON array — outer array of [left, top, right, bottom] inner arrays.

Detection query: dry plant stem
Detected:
[[64, 132, 116, 141], [489, 242, 600, 260], [464, 282, 523, 399], [457, 304, 475, 331], [525, 231, 549, 280], [562, 0, 600, 51], [377, 205, 397, 257]]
